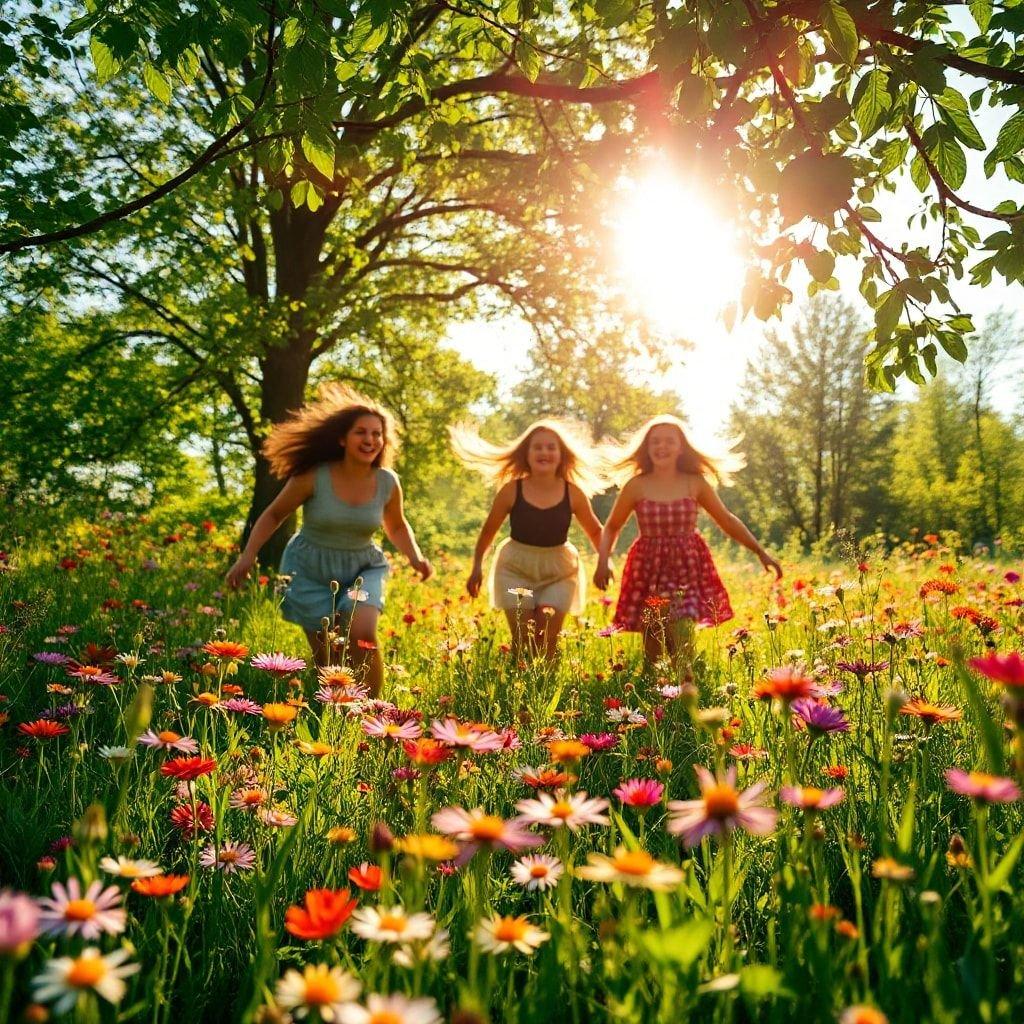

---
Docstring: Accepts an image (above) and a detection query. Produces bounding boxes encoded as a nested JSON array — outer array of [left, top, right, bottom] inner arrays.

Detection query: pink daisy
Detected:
[[667, 766, 778, 847], [249, 652, 307, 676], [430, 718, 504, 753], [199, 841, 257, 873], [218, 698, 262, 716], [578, 733, 618, 752], [362, 717, 423, 742], [945, 769, 1021, 804], [137, 729, 199, 753], [613, 778, 664, 808], [431, 807, 542, 863], [514, 791, 610, 831], [779, 785, 846, 811], [37, 878, 126, 939]]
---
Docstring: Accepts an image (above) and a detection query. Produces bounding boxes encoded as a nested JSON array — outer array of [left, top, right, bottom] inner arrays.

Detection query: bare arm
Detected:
[[696, 477, 782, 579], [466, 482, 516, 597], [594, 479, 639, 589], [382, 476, 433, 581], [226, 473, 314, 587], [569, 484, 604, 553]]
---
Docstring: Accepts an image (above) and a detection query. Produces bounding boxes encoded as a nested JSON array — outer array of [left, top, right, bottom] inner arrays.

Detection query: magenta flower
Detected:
[[791, 699, 850, 736], [0, 890, 41, 956], [37, 879, 126, 939], [32, 652, 70, 666], [1005, 571, 1021, 584], [431, 807, 542, 864], [579, 732, 618, 752], [250, 652, 307, 676], [945, 769, 1021, 804], [137, 729, 199, 753], [199, 841, 256, 873], [218, 697, 262, 716], [362, 717, 423, 742], [836, 660, 889, 679], [430, 718, 504, 753], [667, 766, 777, 848], [613, 778, 665, 808], [66, 666, 120, 686], [779, 786, 845, 811], [968, 651, 1024, 689]]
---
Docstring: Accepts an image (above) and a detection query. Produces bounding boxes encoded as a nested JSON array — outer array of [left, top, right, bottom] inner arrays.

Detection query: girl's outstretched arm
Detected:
[[695, 477, 782, 579], [466, 482, 516, 597], [569, 484, 604, 553], [594, 479, 638, 589], [226, 472, 315, 588], [382, 477, 433, 581]]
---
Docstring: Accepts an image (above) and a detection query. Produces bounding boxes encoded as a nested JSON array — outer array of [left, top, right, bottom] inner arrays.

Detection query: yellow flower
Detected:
[[262, 703, 298, 731], [575, 847, 684, 891], [326, 826, 356, 846], [395, 834, 460, 862]]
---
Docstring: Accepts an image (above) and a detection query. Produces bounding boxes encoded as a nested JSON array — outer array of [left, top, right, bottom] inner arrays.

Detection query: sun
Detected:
[[611, 165, 745, 339]]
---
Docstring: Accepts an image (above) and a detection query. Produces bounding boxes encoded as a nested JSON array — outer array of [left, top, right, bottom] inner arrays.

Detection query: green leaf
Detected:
[[852, 69, 891, 139], [282, 17, 303, 48], [740, 964, 794, 999], [969, 0, 993, 32], [897, 783, 917, 854], [349, 11, 390, 53], [822, 1, 858, 64], [938, 331, 969, 363], [874, 288, 904, 341], [142, 62, 172, 104], [805, 249, 835, 283], [636, 918, 714, 967], [987, 830, 1024, 892], [924, 124, 966, 190], [89, 36, 119, 84], [290, 179, 309, 207], [937, 89, 985, 150], [301, 126, 336, 179], [992, 110, 1024, 163], [779, 151, 856, 225]]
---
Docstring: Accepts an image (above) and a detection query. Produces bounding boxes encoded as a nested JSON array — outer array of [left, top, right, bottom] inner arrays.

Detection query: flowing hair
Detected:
[[603, 415, 744, 488], [448, 418, 608, 497], [262, 383, 399, 480]]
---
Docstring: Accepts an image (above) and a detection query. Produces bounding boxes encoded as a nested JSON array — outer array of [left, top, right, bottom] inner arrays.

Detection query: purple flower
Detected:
[[836, 659, 889, 679], [32, 652, 70, 666], [791, 699, 850, 736], [0, 889, 41, 956], [250, 652, 307, 676], [219, 698, 262, 716], [41, 703, 86, 722]]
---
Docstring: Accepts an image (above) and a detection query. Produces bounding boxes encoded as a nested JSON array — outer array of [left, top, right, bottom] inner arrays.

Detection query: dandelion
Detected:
[[275, 963, 360, 1020], [0, 890, 40, 957], [160, 756, 217, 781], [474, 914, 550, 955], [250, 652, 307, 675], [944, 769, 1021, 804], [350, 906, 436, 944], [337, 993, 442, 1024], [667, 766, 777, 847], [138, 729, 199, 753], [99, 856, 162, 879], [510, 854, 564, 891], [576, 847, 684, 891], [779, 786, 846, 811], [32, 947, 138, 1013], [431, 807, 542, 859], [285, 888, 358, 940], [613, 778, 664, 808], [37, 878, 127, 939], [130, 875, 190, 897], [199, 841, 256, 873], [515, 791, 610, 831]]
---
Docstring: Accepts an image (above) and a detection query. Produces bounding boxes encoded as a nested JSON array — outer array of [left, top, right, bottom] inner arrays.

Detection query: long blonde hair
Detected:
[[604, 415, 744, 488], [262, 383, 399, 480], [449, 418, 607, 497]]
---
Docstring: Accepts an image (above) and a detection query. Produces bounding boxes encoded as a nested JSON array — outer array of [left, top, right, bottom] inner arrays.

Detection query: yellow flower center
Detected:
[[529, 864, 550, 878], [302, 971, 340, 1006], [67, 956, 107, 988], [613, 850, 657, 876], [118, 863, 143, 878], [469, 816, 506, 841], [378, 914, 408, 934], [493, 917, 528, 942], [63, 898, 97, 921], [703, 784, 740, 819], [549, 801, 575, 820], [242, 791, 263, 805], [368, 1013, 403, 1024], [158, 730, 180, 743], [969, 771, 997, 786], [801, 787, 825, 807]]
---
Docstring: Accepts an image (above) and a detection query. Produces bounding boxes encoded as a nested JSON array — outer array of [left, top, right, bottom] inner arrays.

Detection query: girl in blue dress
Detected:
[[226, 385, 432, 694]]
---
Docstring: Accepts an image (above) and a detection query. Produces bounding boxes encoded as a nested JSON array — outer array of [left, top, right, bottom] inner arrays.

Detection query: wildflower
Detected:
[[33, 652, 71, 666], [201, 640, 249, 661], [191, 691, 220, 707], [138, 729, 199, 753], [510, 854, 564, 891], [613, 778, 665, 808], [220, 697, 262, 716], [199, 841, 256, 873], [780, 786, 846, 811], [823, 765, 850, 781], [337, 993, 441, 1024], [284, 888, 358, 940], [318, 665, 358, 688], [262, 703, 298, 731], [605, 706, 647, 726], [899, 699, 962, 728], [350, 906, 436, 944], [67, 665, 120, 686], [130, 875, 190, 897], [0, 890, 41, 957], [514, 766, 575, 789], [431, 807, 542, 859], [348, 863, 382, 891], [392, 930, 451, 968], [327, 827, 357, 846], [474, 914, 550, 955], [18, 720, 70, 740], [729, 743, 768, 761], [871, 858, 915, 882], [944, 769, 1020, 804], [394, 834, 460, 862], [546, 739, 591, 764], [229, 787, 268, 812], [752, 667, 818, 705], [251, 652, 307, 676], [968, 651, 1024, 688], [515, 791, 610, 831], [576, 847, 684, 891], [99, 857, 162, 879], [98, 745, 133, 762], [946, 834, 972, 870], [791, 699, 850, 736], [430, 718, 503, 752], [169, 802, 214, 837], [38, 878, 126, 939], [836, 659, 889, 679], [402, 738, 450, 765], [667, 766, 777, 847], [839, 1006, 889, 1024], [31, 947, 138, 1013], [578, 732, 618, 752], [160, 756, 216, 781], [275, 963, 361, 1019], [259, 807, 298, 828], [362, 717, 422, 742]]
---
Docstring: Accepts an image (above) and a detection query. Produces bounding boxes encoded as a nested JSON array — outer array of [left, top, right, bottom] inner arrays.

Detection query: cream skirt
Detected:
[[488, 538, 587, 615]]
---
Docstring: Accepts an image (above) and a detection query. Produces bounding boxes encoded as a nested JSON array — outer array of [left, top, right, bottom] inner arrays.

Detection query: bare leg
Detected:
[[304, 629, 332, 669], [533, 609, 567, 662], [347, 604, 383, 698], [503, 607, 535, 659]]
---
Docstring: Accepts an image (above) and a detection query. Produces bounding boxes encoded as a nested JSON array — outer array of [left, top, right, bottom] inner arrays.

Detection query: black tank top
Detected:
[[509, 479, 572, 547]]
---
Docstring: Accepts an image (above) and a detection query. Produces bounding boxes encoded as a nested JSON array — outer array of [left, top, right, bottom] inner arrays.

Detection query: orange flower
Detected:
[[160, 756, 217, 781], [262, 703, 298, 730], [752, 667, 817, 704], [202, 640, 249, 660], [18, 719, 70, 740], [131, 874, 190, 897], [402, 738, 450, 765], [899, 699, 962, 728], [347, 863, 382, 891], [284, 888, 357, 940], [546, 740, 591, 764]]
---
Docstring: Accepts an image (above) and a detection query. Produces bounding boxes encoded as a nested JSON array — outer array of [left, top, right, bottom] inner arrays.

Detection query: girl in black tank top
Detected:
[[450, 419, 607, 661]]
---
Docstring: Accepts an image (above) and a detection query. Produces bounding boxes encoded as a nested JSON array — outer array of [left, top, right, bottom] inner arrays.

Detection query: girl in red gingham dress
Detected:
[[594, 415, 781, 668]]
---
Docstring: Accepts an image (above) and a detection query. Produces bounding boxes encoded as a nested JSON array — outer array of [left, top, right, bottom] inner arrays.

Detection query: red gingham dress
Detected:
[[613, 497, 733, 631]]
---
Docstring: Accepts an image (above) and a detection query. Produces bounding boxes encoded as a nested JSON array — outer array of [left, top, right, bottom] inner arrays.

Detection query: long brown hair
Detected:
[[448, 418, 607, 497], [262, 383, 399, 480], [604, 415, 744, 488]]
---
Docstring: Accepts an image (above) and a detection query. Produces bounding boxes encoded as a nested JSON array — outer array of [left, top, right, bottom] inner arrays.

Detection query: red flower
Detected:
[[402, 738, 450, 765], [18, 719, 70, 740], [969, 651, 1024, 688], [169, 802, 214, 836], [161, 756, 217, 781], [347, 863, 382, 891], [284, 888, 357, 940], [201, 640, 249, 661]]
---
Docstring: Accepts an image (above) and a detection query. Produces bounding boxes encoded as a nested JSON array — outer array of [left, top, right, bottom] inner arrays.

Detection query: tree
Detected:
[[729, 294, 896, 547]]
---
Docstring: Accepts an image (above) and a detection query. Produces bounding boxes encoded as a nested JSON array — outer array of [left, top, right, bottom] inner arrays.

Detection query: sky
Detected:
[[443, 20, 1024, 437]]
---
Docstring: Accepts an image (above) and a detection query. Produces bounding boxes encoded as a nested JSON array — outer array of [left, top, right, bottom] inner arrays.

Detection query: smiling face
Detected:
[[646, 424, 684, 470], [341, 414, 385, 464], [526, 429, 562, 475]]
